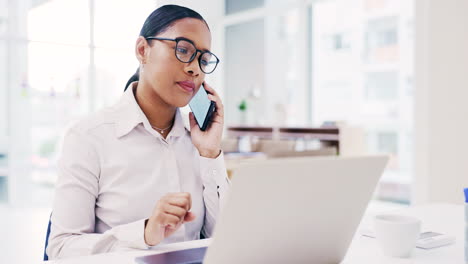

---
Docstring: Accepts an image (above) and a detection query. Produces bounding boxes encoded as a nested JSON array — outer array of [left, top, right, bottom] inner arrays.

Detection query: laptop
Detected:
[[136, 155, 388, 264]]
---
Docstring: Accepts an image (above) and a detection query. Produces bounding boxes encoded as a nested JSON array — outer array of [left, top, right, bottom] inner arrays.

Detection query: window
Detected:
[[94, 0, 156, 108], [0, 40, 7, 138], [28, 0, 89, 45], [225, 0, 264, 15], [377, 131, 398, 155], [310, 0, 413, 202], [365, 17, 399, 63], [0, 29, 6, 203], [311, 0, 362, 125], [2, 0, 158, 206], [278, 8, 307, 126], [0, 1, 7, 35], [0, 0, 9, 203], [26, 1, 90, 201], [0, 0, 8, 141], [329, 33, 351, 51], [365, 71, 398, 101], [225, 19, 264, 125], [223, 0, 414, 203], [94, 0, 154, 49]]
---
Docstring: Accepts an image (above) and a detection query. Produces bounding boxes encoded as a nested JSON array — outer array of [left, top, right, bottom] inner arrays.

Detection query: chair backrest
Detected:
[[43, 213, 52, 261]]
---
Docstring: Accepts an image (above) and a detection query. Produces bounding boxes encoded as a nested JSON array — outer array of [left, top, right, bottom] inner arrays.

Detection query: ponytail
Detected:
[[124, 67, 139, 91]]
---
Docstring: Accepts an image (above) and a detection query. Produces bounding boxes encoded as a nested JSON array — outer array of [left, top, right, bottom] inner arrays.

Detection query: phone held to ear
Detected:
[[188, 84, 216, 131]]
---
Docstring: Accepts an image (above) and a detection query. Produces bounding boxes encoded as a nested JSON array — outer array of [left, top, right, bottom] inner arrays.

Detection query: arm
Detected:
[[47, 128, 148, 259], [199, 152, 231, 238], [188, 82, 231, 238]]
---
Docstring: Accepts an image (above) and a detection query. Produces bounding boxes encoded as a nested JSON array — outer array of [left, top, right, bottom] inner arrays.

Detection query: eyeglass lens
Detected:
[[175, 40, 217, 73]]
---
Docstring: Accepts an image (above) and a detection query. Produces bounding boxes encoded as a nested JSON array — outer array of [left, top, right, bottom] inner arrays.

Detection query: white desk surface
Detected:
[[45, 203, 464, 264]]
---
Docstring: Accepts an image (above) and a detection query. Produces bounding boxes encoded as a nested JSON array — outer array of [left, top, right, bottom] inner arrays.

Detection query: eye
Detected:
[[200, 59, 208, 66], [176, 47, 188, 54]]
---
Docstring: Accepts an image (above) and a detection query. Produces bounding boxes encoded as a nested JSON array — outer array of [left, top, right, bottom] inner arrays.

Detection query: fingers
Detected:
[[189, 112, 196, 129], [184, 212, 196, 222], [167, 197, 192, 212], [189, 112, 200, 132], [202, 82, 218, 96], [159, 213, 182, 229], [163, 203, 187, 219], [155, 192, 195, 227], [170, 192, 192, 211], [145, 192, 196, 246], [203, 82, 223, 108], [204, 85, 224, 127], [207, 94, 224, 120]]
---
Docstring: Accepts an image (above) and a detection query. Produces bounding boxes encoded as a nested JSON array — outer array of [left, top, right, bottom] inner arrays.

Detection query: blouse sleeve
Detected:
[[47, 127, 149, 259], [198, 151, 231, 238]]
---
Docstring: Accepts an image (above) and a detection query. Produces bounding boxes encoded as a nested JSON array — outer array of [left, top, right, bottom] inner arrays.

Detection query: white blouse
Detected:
[[47, 82, 230, 259]]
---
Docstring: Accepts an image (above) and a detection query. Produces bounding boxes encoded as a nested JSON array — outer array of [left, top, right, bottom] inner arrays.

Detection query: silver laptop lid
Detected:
[[204, 155, 388, 264]]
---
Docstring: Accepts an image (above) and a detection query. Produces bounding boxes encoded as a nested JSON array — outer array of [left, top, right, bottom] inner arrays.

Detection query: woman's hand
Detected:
[[144, 192, 196, 246], [189, 82, 224, 159]]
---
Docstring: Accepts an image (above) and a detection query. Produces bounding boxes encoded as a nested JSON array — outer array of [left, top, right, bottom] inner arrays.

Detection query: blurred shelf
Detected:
[[227, 126, 340, 141], [226, 126, 274, 139], [279, 127, 339, 141], [226, 126, 342, 153]]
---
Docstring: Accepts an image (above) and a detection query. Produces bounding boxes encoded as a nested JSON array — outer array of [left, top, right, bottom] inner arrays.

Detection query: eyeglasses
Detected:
[[145, 37, 220, 74]]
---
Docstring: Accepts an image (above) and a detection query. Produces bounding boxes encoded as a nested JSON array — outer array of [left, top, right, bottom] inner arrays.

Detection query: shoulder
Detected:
[[69, 107, 117, 134], [63, 102, 124, 145]]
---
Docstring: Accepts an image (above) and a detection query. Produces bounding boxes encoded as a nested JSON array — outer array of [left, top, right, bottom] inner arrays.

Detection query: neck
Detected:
[[134, 81, 176, 131]]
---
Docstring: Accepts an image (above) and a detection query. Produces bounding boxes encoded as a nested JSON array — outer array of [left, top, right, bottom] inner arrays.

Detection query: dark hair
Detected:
[[124, 5, 209, 91]]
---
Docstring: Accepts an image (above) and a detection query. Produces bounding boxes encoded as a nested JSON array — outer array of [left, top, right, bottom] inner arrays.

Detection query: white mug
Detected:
[[374, 214, 421, 258]]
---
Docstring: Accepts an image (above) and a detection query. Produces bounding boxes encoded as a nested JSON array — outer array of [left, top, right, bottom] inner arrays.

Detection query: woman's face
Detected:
[[138, 18, 211, 107]]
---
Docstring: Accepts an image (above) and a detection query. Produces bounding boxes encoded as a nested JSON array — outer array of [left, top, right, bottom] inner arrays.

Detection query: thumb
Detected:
[[184, 211, 196, 222]]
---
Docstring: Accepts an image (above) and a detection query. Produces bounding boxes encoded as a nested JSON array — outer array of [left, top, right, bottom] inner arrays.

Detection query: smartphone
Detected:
[[188, 84, 216, 131]]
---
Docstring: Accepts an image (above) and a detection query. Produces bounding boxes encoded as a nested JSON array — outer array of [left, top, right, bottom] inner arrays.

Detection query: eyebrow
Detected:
[[176, 36, 211, 52]]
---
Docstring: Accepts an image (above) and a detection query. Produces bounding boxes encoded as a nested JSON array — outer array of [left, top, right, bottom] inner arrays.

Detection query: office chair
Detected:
[[43, 213, 52, 261]]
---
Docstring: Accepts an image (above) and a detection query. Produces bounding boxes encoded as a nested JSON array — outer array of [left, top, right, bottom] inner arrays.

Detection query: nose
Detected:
[[184, 54, 201, 77]]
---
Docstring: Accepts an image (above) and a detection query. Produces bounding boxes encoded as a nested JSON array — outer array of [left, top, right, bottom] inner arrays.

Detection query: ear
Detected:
[[135, 36, 149, 64]]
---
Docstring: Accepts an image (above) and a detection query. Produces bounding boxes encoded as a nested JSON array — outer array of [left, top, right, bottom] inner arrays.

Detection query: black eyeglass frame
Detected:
[[145, 36, 220, 74]]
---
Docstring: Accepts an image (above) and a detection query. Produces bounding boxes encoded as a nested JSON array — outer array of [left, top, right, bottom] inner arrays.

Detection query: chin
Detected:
[[166, 89, 193, 107], [171, 98, 191, 108]]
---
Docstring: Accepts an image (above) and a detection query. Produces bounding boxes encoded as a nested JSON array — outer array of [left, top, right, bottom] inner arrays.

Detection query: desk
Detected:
[[344, 203, 463, 263], [44, 203, 463, 263]]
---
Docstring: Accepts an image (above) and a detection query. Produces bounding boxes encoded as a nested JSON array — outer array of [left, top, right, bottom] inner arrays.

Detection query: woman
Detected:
[[47, 5, 230, 259]]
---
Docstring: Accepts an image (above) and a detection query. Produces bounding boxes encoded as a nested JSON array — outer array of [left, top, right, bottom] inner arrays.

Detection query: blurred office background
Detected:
[[0, 0, 417, 207], [0, 0, 468, 260], [1, 1, 468, 260]]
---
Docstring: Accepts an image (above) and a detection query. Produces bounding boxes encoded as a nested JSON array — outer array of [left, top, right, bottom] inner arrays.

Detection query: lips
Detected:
[[177, 81, 195, 93]]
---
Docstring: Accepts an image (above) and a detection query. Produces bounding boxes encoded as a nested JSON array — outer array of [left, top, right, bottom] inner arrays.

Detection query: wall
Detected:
[[5, 0, 32, 206], [413, 0, 468, 204]]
